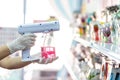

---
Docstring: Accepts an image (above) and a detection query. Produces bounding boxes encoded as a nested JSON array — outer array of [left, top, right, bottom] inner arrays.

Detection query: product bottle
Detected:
[[115, 73, 120, 80], [41, 32, 56, 59]]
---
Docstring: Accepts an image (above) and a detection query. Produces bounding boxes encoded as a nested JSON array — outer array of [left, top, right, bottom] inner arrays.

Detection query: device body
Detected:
[[18, 21, 60, 61]]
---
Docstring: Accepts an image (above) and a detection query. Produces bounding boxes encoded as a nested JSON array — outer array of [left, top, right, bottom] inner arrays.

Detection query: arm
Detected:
[[0, 54, 58, 70], [0, 34, 58, 69], [0, 33, 36, 69], [0, 45, 11, 60], [0, 56, 31, 69]]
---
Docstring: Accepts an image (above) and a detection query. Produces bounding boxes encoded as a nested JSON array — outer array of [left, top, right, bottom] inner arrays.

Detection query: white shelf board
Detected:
[[64, 62, 79, 80], [74, 36, 91, 47], [91, 42, 120, 63], [63, 51, 80, 80], [74, 36, 120, 63]]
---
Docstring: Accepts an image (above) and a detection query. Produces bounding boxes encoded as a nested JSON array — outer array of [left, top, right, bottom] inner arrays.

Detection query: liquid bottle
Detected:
[[41, 32, 56, 59]]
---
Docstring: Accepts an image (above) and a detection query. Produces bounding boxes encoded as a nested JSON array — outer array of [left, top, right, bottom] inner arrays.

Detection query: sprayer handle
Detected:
[[22, 48, 31, 61]]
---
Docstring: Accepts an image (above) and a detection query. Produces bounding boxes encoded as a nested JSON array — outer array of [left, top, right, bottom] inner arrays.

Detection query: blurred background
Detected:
[[0, 0, 120, 80]]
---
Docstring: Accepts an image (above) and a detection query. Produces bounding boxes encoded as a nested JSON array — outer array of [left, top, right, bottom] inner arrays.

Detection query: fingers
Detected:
[[46, 56, 58, 64], [39, 56, 59, 64], [45, 56, 58, 64], [19, 33, 37, 48], [25, 40, 36, 46], [23, 33, 37, 38], [21, 33, 36, 40], [22, 33, 36, 41]]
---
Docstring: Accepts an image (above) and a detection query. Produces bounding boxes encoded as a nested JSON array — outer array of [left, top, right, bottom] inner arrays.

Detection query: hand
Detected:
[[7, 33, 36, 53], [32, 52, 58, 64], [39, 56, 58, 64]]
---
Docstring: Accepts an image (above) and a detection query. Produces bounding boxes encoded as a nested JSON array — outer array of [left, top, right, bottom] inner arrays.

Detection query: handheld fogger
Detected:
[[18, 21, 60, 61]]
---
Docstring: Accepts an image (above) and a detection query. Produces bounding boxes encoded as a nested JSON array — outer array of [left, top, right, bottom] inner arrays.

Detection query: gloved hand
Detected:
[[31, 52, 58, 64], [39, 55, 58, 64], [7, 33, 36, 54]]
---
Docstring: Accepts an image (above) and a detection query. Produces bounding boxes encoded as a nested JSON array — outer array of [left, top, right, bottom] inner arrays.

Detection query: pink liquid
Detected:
[[41, 46, 56, 59]]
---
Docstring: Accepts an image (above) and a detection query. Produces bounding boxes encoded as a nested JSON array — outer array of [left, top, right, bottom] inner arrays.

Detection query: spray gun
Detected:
[[18, 21, 60, 61]]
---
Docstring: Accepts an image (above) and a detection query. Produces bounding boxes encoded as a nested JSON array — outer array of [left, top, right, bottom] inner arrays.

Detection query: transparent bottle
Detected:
[[41, 32, 56, 59]]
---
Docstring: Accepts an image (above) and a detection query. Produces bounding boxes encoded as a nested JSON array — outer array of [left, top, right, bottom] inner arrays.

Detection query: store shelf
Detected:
[[91, 42, 120, 63], [74, 36, 91, 47], [63, 49, 88, 80], [64, 62, 79, 80], [74, 36, 120, 63]]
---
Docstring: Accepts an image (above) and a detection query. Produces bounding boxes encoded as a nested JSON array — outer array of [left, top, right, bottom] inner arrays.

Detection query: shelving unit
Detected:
[[64, 35, 120, 80], [64, 1, 120, 79], [64, 62, 79, 80], [64, 53, 88, 80], [74, 35, 120, 64], [62, 35, 91, 80]]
